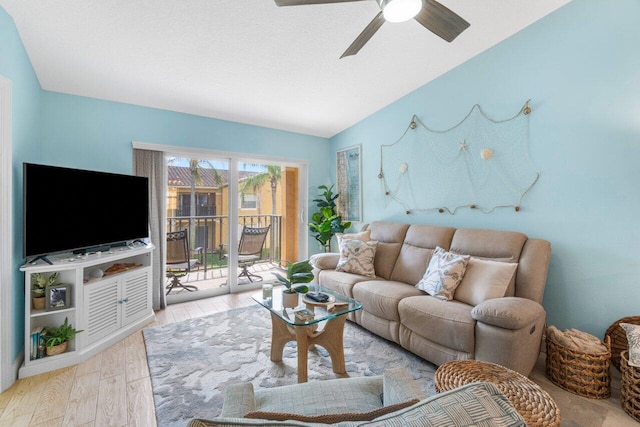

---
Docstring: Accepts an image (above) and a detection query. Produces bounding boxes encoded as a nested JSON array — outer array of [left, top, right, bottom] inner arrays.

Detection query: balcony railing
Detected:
[[166, 214, 282, 271]]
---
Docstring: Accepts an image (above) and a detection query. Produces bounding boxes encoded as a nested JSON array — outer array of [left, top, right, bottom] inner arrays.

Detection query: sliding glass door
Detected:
[[164, 153, 307, 304]]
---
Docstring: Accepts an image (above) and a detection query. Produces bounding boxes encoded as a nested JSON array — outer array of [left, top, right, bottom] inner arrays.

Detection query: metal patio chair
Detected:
[[166, 229, 200, 295]]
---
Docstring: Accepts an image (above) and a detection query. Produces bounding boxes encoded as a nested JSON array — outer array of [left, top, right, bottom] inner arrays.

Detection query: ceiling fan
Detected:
[[274, 0, 470, 58]]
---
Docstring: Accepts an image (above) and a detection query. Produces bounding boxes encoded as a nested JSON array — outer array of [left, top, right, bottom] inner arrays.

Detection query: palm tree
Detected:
[[240, 165, 281, 216]]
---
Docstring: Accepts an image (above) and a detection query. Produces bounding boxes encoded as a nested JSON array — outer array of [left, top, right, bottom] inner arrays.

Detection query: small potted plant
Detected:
[[42, 317, 83, 356], [274, 260, 314, 308], [31, 272, 58, 310]]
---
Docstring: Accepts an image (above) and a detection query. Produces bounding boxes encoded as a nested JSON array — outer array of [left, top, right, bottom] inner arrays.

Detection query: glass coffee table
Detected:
[[252, 285, 362, 383]]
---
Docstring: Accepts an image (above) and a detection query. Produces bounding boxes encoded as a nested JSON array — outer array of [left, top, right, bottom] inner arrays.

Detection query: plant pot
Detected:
[[282, 291, 299, 308], [32, 296, 45, 310], [46, 341, 68, 356]]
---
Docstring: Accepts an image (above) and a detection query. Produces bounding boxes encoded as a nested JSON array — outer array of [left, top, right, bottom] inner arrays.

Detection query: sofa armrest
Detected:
[[220, 382, 256, 418], [471, 297, 545, 330], [310, 253, 340, 270], [383, 367, 427, 406]]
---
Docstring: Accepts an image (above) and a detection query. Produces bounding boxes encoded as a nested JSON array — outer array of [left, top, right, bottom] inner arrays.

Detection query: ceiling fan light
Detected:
[[379, 0, 422, 23]]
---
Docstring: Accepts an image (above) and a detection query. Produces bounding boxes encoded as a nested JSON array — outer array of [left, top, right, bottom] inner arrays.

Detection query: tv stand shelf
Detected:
[[20, 244, 155, 378]]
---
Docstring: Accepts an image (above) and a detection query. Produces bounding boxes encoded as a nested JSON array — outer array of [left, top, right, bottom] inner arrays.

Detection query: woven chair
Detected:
[[224, 225, 271, 283], [166, 229, 200, 295]]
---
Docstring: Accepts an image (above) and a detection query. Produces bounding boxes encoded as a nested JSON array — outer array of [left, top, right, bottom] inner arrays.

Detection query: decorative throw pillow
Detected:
[[416, 246, 470, 301], [454, 258, 518, 306], [335, 239, 377, 278], [336, 230, 371, 250], [621, 323, 640, 367]]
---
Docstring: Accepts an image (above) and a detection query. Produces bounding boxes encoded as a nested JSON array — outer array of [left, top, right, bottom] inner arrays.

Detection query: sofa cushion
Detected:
[[187, 419, 311, 426], [450, 229, 527, 261], [353, 281, 423, 322], [416, 247, 470, 301], [383, 367, 427, 404], [336, 239, 378, 278], [255, 375, 383, 415], [336, 230, 371, 249], [450, 229, 526, 298], [360, 382, 526, 427], [317, 270, 376, 298], [365, 222, 410, 280], [310, 253, 340, 270], [399, 296, 475, 353], [471, 297, 544, 330], [454, 258, 518, 306], [389, 224, 456, 285], [244, 399, 419, 424]]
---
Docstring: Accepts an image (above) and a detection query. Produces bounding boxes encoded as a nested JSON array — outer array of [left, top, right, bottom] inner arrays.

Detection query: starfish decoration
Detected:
[[458, 140, 469, 151]]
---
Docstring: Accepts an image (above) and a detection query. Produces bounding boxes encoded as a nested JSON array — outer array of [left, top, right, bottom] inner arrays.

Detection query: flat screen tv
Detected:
[[23, 163, 149, 262]]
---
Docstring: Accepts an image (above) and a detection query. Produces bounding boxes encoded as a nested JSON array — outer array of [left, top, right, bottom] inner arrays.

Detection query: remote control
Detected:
[[306, 292, 329, 302]]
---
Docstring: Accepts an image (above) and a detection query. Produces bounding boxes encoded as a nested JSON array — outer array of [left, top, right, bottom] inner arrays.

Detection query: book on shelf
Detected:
[[30, 327, 44, 360]]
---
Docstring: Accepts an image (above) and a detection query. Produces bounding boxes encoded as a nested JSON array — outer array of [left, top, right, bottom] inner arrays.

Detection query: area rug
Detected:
[[143, 306, 437, 427]]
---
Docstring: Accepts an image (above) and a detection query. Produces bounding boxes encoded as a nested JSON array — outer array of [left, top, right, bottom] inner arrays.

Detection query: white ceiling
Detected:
[[1, 0, 571, 138]]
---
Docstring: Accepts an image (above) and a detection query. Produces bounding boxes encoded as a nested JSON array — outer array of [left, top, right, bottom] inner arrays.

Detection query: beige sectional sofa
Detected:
[[311, 221, 551, 376]]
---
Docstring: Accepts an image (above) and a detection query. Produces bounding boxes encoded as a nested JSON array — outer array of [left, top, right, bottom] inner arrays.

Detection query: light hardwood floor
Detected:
[[0, 291, 635, 426], [0, 292, 255, 427]]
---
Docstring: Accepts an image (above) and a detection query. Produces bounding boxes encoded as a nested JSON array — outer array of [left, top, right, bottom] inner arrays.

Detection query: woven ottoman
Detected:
[[436, 360, 561, 427]]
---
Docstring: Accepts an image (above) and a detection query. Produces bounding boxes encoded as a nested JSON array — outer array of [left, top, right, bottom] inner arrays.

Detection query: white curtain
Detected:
[[133, 149, 166, 310]]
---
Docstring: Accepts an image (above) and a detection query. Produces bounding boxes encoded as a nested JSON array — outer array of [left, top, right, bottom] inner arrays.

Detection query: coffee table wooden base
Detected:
[[269, 312, 347, 383]]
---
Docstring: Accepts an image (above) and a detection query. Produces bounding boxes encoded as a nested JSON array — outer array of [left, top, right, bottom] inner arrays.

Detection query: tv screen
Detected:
[[23, 163, 149, 259]]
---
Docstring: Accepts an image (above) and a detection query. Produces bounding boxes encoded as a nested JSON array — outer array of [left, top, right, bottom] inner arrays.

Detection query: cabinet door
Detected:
[[121, 269, 152, 326], [84, 279, 120, 346]]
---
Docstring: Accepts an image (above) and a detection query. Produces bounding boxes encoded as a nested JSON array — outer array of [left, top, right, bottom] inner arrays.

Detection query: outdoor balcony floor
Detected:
[[165, 261, 282, 295]]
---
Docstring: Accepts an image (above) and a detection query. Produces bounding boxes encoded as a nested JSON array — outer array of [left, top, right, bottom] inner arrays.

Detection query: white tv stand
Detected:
[[19, 244, 155, 378]]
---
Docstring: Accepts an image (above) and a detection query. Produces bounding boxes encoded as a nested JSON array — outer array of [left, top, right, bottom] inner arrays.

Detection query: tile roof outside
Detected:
[[168, 166, 257, 188]]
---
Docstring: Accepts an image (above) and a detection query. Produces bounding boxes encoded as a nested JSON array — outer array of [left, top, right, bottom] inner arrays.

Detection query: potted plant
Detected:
[[42, 317, 83, 356], [31, 272, 58, 310], [309, 185, 351, 252], [274, 260, 314, 308]]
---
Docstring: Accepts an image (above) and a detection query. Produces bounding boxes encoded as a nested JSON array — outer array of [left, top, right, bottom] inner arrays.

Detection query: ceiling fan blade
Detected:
[[414, 0, 470, 42], [275, 0, 368, 6], [340, 12, 385, 59]]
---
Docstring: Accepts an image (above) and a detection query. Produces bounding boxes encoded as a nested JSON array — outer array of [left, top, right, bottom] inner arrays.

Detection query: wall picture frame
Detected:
[[45, 283, 71, 311], [336, 145, 362, 222]]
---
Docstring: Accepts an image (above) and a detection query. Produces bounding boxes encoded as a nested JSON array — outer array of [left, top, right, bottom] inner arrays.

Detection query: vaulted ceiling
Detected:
[[1, 0, 571, 137]]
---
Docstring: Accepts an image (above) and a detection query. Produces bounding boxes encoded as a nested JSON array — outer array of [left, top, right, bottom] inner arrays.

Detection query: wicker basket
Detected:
[[621, 350, 640, 422], [605, 316, 640, 370], [45, 341, 68, 356], [545, 334, 611, 399]]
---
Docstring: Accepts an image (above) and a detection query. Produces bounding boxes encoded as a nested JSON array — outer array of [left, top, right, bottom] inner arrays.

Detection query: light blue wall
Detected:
[[40, 92, 330, 177], [0, 6, 43, 361], [331, 0, 640, 339]]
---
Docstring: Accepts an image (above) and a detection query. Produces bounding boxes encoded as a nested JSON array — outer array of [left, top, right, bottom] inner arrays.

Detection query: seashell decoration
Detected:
[[480, 148, 493, 160]]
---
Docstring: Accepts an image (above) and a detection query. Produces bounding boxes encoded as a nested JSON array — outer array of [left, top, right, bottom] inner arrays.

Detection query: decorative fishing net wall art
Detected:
[[378, 100, 539, 214]]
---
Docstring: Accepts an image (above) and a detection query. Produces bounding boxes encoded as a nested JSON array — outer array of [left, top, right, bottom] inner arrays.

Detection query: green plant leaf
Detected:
[[43, 317, 83, 347], [273, 272, 291, 289], [292, 284, 309, 293], [290, 260, 312, 274]]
